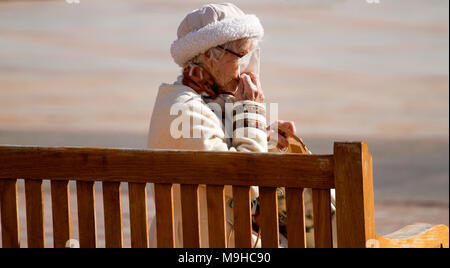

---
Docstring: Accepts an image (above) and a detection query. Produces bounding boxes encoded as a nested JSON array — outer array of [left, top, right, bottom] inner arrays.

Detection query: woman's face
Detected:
[[200, 39, 256, 94]]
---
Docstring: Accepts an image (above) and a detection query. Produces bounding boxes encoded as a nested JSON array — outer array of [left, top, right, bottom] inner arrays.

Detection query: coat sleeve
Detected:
[[166, 98, 268, 153]]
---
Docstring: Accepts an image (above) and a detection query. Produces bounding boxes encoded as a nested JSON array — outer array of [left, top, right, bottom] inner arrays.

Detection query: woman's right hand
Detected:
[[234, 72, 265, 103]]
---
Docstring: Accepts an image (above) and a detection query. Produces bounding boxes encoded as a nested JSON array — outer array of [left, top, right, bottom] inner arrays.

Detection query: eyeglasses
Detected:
[[217, 45, 246, 58]]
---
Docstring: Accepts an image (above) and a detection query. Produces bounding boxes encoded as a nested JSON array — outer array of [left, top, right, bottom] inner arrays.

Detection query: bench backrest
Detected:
[[0, 142, 375, 248]]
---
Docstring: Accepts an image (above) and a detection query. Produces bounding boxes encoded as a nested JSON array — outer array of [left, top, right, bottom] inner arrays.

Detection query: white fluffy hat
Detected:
[[170, 3, 264, 67]]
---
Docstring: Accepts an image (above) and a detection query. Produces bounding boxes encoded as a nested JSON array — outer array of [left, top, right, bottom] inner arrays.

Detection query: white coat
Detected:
[[147, 75, 268, 248]]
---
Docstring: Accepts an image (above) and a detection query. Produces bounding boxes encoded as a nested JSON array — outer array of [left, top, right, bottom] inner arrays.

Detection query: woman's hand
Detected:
[[267, 120, 297, 151], [234, 72, 265, 103]]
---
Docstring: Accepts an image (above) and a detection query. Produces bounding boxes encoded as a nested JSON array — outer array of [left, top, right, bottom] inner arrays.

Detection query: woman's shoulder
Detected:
[[155, 83, 209, 114], [148, 77, 223, 149]]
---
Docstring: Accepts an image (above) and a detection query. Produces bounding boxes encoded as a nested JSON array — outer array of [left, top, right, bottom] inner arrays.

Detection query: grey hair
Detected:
[[184, 37, 260, 68], [187, 46, 225, 66]]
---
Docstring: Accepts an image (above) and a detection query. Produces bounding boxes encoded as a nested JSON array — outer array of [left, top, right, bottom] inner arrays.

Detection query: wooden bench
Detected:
[[0, 142, 448, 248]]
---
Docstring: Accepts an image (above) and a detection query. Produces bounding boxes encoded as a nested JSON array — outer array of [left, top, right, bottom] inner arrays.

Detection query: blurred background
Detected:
[[0, 0, 448, 247]]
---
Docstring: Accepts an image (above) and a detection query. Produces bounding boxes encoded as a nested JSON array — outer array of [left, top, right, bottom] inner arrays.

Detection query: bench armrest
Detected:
[[375, 223, 449, 248]]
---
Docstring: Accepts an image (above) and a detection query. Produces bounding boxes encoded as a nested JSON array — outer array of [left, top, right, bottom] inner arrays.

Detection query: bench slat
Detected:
[[206, 185, 227, 248], [25, 179, 45, 248], [312, 189, 333, 248], [128, 183, 149, 248], [102, 182, 123, 248], [76, 181, 97, 248], [154, 183, 174, 248], [286, 187, 306, 248], [259, 187, 279, 248], [50, 180, 71, 248], [0, 146, 334, 189], [180, 184, 201, 248], [232, 186, 252, 248], [0, 179, 20, 248]]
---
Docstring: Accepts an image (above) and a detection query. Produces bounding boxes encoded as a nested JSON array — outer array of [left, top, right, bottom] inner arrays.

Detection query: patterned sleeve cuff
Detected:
[[232, 101, 267, 132]]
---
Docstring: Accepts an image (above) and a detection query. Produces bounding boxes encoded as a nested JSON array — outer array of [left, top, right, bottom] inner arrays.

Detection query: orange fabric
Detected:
[[182, 64, 230, 99]]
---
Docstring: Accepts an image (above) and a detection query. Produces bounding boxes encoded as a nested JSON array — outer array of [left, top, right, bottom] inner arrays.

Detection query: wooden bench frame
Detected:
[[0, 142, 448, 248]]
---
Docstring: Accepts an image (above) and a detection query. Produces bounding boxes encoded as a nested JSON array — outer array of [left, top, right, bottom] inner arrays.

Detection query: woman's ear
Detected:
[[199, 52, 217, 78]]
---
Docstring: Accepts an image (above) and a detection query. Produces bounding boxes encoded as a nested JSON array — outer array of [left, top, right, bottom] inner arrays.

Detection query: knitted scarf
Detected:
[[182, 63, 231, 99]]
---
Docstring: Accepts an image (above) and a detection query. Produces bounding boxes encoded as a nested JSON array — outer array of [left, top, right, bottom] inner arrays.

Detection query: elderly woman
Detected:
[[147, 3, 298, 248]]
